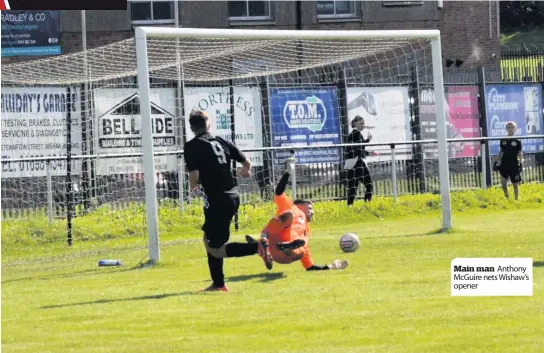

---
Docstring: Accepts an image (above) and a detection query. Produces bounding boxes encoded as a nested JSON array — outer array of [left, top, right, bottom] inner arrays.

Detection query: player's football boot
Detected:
[[245, 235, 258, 244], [257, 238, 273, 270], [200, 284, 229, 292], [276, 239, 306, 252]]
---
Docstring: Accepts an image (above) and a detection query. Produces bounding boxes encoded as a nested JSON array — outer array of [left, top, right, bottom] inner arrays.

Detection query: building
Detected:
[[2, 0, 501, 68]]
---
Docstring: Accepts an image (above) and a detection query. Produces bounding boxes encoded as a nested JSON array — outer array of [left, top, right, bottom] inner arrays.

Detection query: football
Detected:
[[339, 233, 360, 253]]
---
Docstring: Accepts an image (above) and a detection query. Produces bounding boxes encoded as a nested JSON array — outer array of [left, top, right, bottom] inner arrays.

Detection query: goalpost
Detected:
[[134, 27, 452, 263]]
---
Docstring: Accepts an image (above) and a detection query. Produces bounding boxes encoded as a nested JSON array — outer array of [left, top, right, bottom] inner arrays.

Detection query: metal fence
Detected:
[[2, 136, 544, 222], [501, 46, 544, 82]]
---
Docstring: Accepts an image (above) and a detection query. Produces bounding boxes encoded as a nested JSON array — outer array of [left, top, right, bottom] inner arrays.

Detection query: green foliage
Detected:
[[500, 1, 544, 33], [500, 29, 544, 46], [2, 184, 543, 251]]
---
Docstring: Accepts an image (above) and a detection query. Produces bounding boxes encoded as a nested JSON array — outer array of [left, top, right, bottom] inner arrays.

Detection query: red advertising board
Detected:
[[446, 86, 481, 158], [420, 85, 481, 158]]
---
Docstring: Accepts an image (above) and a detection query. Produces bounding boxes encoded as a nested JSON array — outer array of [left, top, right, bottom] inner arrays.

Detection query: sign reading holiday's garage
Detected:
[[94, 88, 177, 175], [1, 86, 82, 178]]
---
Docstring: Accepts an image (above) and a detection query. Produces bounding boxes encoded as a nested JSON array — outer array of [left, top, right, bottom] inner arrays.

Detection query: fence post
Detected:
[[480, 140, 487, 190], [66, 87, 74, 246], [477, 66, 492, 187], [46, 160, 53, 223], [228, 79, 239, 231], [337, 66, 350, 200], [178, 155, 185, 214], [409, 61, 426, 193], [289, 150, 297, 200], [391, 144, 398, 203]]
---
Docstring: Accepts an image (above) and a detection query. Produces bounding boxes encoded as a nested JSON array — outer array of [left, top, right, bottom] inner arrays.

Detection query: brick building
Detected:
[[2, 0, 501, 68]]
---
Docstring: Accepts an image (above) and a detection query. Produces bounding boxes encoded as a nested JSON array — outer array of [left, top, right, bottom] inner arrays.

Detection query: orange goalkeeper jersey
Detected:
[[260, 194, 314, 269]]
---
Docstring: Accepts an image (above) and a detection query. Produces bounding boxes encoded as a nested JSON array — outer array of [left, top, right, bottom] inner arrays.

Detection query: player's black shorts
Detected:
[[498, 164, 522, 183], [202, 194, 240, 249]]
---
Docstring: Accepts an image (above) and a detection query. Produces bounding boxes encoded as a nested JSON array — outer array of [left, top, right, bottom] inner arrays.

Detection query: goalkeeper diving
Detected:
[[247, 155, 349, 272]]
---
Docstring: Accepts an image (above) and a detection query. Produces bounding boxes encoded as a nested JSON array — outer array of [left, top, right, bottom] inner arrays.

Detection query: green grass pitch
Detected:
[[2, 185, 543, 353]]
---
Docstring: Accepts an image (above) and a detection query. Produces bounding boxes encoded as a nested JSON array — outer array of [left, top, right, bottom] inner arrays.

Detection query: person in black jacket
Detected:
[[344, 115, 373, 206]]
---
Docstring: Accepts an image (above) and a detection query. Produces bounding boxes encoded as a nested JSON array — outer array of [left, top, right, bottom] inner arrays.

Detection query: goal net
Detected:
[[1, 27, 452, 262]]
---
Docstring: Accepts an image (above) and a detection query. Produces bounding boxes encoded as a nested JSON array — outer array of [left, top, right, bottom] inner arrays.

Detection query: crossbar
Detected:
[[136, 27, 440, 41]]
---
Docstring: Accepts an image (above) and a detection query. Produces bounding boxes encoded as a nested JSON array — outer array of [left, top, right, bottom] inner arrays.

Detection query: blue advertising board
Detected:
[[485, 84, 543, 155], [269, 87, 342, 165], [1, 11, 61, 57]]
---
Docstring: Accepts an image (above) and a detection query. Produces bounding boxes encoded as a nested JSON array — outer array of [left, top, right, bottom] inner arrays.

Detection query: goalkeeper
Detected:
[[247, 156, 349, 272], [492, 121, 523, 201]]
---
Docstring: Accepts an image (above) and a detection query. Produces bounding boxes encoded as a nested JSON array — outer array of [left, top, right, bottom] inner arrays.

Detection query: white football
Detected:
[[339, 233, 360, 253]]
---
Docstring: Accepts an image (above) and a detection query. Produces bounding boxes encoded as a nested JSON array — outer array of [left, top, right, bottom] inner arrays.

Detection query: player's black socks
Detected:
[[207, 253, 225, 287], [245, 235, 257, 243], [364, 183, 373, 202], [275, 172, 290, 195], [306, 264, 329, 271], [225, 242, 258, 257], [276, 239, 306, 251]]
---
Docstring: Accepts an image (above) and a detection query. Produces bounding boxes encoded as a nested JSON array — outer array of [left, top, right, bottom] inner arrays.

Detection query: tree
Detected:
[[500, 1, 544, 33]]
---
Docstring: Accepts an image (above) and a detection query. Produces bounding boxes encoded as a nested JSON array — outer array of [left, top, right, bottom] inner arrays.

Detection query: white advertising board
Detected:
[[183, 86, 264, 167], [1, 86, 82, 178], [94, 88, 178, 175], [346, 86, 412, 162]]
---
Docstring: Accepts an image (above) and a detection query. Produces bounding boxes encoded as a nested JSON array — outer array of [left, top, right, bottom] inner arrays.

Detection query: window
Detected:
[[382, 1, 423, 7], [317, 0, 358, 18], [229, 1, 272, 20], [130, 0, 175, 24]]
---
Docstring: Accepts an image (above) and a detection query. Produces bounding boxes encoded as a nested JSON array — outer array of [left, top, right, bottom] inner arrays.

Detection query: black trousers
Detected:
[[347, 160, 373, 205]]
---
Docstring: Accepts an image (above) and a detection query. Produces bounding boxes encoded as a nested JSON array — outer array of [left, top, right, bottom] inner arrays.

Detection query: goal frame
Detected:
[[134, 27, 452, 263]]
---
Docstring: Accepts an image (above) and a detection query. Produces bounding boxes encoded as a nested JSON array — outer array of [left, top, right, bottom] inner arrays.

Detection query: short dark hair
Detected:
[[294, 199, 312, 205], [351, 115, 364, 128], [189, 109, 208, 131]]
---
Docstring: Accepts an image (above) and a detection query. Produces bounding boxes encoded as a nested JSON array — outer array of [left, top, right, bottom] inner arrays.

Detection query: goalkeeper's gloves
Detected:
[[285, 149, 296, 173], [285, 157, 296, 173], [328, 259, 349, 270], [493, 160, 501, 171]]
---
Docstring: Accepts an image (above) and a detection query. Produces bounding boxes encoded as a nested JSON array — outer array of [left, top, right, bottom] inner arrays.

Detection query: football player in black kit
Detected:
[[493, 121, 523, 201], [183, 110, 273, 292], [344, 115, 373, 206]]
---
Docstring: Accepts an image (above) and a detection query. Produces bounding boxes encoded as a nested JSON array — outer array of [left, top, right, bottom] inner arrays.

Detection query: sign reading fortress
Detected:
[[1, 86, 82, 178], [94, 88, 177, 175], [183, 86, 263, 167]]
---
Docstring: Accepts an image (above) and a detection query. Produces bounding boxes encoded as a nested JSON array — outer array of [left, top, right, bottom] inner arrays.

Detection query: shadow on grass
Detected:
[[375, 228, 455, 240], [41, 291, 200, 309], [3, 262, 153, 285], [227, 272, 286, 283], [533, 261, 544, 268]]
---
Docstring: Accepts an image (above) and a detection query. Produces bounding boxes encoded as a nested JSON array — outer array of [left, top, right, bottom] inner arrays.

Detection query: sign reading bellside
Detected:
[[94, 88, 178, 175]]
